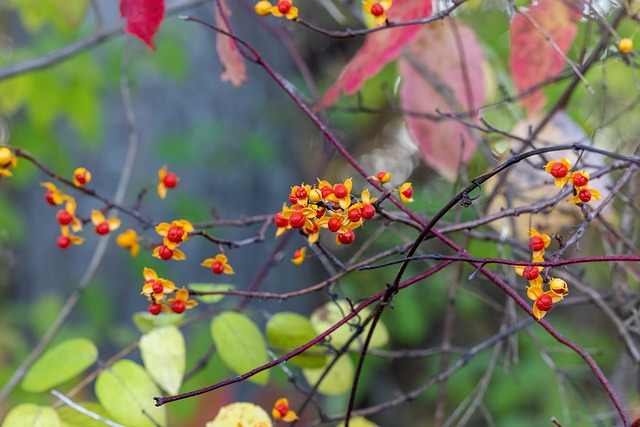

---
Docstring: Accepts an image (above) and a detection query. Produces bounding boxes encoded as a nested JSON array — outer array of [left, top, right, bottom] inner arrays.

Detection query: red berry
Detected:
[[211, 261, 224, 274], [328, 217, 341, 233], [75, 172, 87, 184], [578, 189, 592, 203], [528, 235, 544, 252], [522, 266, 539, 281], [348, 208, 362, 222], [361, 204, 376, 219], [158, 245, 174, 260], [288, 194, 298, 204], [535, 294, 553, 312], [572, 173, 588, 188], [167, 226, 185, 243], [57, 235, 71, 249], [289, 211, 305, 228], [57, 210, 73, 225], [149, 303, 162, 315], [95, 222, 110, 235], [45, 191, 56, 206], [152, 282, 164, 294], [275, 404, 289, 418], [274, 213, 289, 228], [550, 162, 568, 178], [163, 172, 178, 188], [376, 171, 388, 181], [334, 184, 348, 199], [305, 221, 319, 234], [171, 300, 186, 314], [338, 229, 355, 244], [316, 208, 325, 219], [321, 186, 333, 198], [370, 2, 384, 16], [295, 187, 308, 200], [277, 0, 291, 14], [401, 186, 414, 198]]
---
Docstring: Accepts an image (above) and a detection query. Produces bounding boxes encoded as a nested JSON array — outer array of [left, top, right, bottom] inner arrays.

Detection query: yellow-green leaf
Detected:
[[188, 283, 235, 304], [22, 338, 98, 392], [303, 355, 354, 395], [310, 301, 388, 350], [338, 417, 381, 427], [266, 312, 326, 368], [132, 311, 184, 334], [2, 404, 61, 427], [210, 312, 269, 385], [95, 360, 166, 427], [205, 402, 273, 427], [139, 326, 185, 395], [58, 402, 112, 427]]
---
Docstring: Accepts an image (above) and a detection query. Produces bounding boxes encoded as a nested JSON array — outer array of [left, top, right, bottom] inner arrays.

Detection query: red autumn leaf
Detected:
[[215, 0, 247, 87], [318, 0, 432, 107], [509, 0, 584, 115], [119, 0, 165, 50], [398, 20, 485, 180]]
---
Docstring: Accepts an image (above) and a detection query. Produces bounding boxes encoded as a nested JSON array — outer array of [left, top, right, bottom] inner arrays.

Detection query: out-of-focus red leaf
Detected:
[[509, 0, 584, 115], [215, 0, 247, 87], [398, 20, 485, 180], [119, 0, 165, 50], [318, 0, 432, 107]]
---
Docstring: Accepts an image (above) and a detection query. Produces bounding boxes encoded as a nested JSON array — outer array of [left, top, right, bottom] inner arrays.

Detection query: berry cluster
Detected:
[[141, 267, 197, 315], [545, 157, 601, 204], [274, 173, 413, 247], [254, 0, 298, 19], [514, 229, 569, 320]]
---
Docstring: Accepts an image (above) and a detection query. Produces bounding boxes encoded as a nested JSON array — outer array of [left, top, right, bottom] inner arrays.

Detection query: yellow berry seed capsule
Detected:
[[619, 38, 633, 54], [255, 0, 272, 15]]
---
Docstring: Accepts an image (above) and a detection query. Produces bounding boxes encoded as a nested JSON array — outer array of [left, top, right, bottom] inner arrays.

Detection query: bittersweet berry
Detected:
[[95, 222, 110, 235], [334, 184, 348, 199], [401, 185, 413, 198], [535, 294, 553, 312], [171, 299, 186, 314], [277, 0, 291, 13], [152, 282, 164, 294], [295, 187, 307, 199], [338, 229, 355, 244], [57, 210, 73, 226], [274, 213, 289, 228], [328, 217, 341, 233], [619, 38, 633, 54], [361, 204, 376, 219], [158, 245, 174, 260], [167, 226, 185, 243], [163, 172, 178, 188], [45, 191, 57, 206], [578, 189, 592, 202], [57, 235, 71, 249], [75, 171, 88, 185], [211, 261, 224, 274], [572, 173, 588, 188], [321, 186, 333, 198], [528, 235, 544, 252], [289, 211, 306, 228], [149, 303, 162, 315], [348, 208, 362, 222], [549, 163, 568, 178], [370, 2, 384, 16], [522, 266, 540, 281], [315, 208, 325, 219]]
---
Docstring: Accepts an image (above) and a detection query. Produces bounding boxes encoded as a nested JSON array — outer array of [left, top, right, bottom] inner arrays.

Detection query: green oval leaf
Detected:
[[303, 355, 354, 395], [95, 360, 166, 427], [139, 325, 185, 395], [57, 402, 112, 427], [2, 404, 61, 427], [188, 283, 235, 304], [210, 312, 269, 385], [132, 311, 184, 334], [22, 338, 98, 392], [266, 312, 326, 368], [310, 301, 388, 350], [338, 417, 381, 427]]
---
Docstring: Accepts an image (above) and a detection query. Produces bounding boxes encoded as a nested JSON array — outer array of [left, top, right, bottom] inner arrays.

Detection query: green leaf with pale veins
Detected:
[[188, 283, 235, 304], [22, 338, 98, 392], [95, 360, 166, 427], [140, 326, 185, 395], [302, 355, 354, 395], [2, 404, 61, 427], [266, 312, 327, 368], [210, 312, 269, 385]]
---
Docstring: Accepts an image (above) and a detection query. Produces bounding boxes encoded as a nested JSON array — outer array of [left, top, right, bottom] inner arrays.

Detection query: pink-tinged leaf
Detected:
[[319, 0, 432, 107], [509, 0, 584, 115], [398, 21, 485, 180], [215, 0, 247, 87], [119, 0, 165, 50]]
